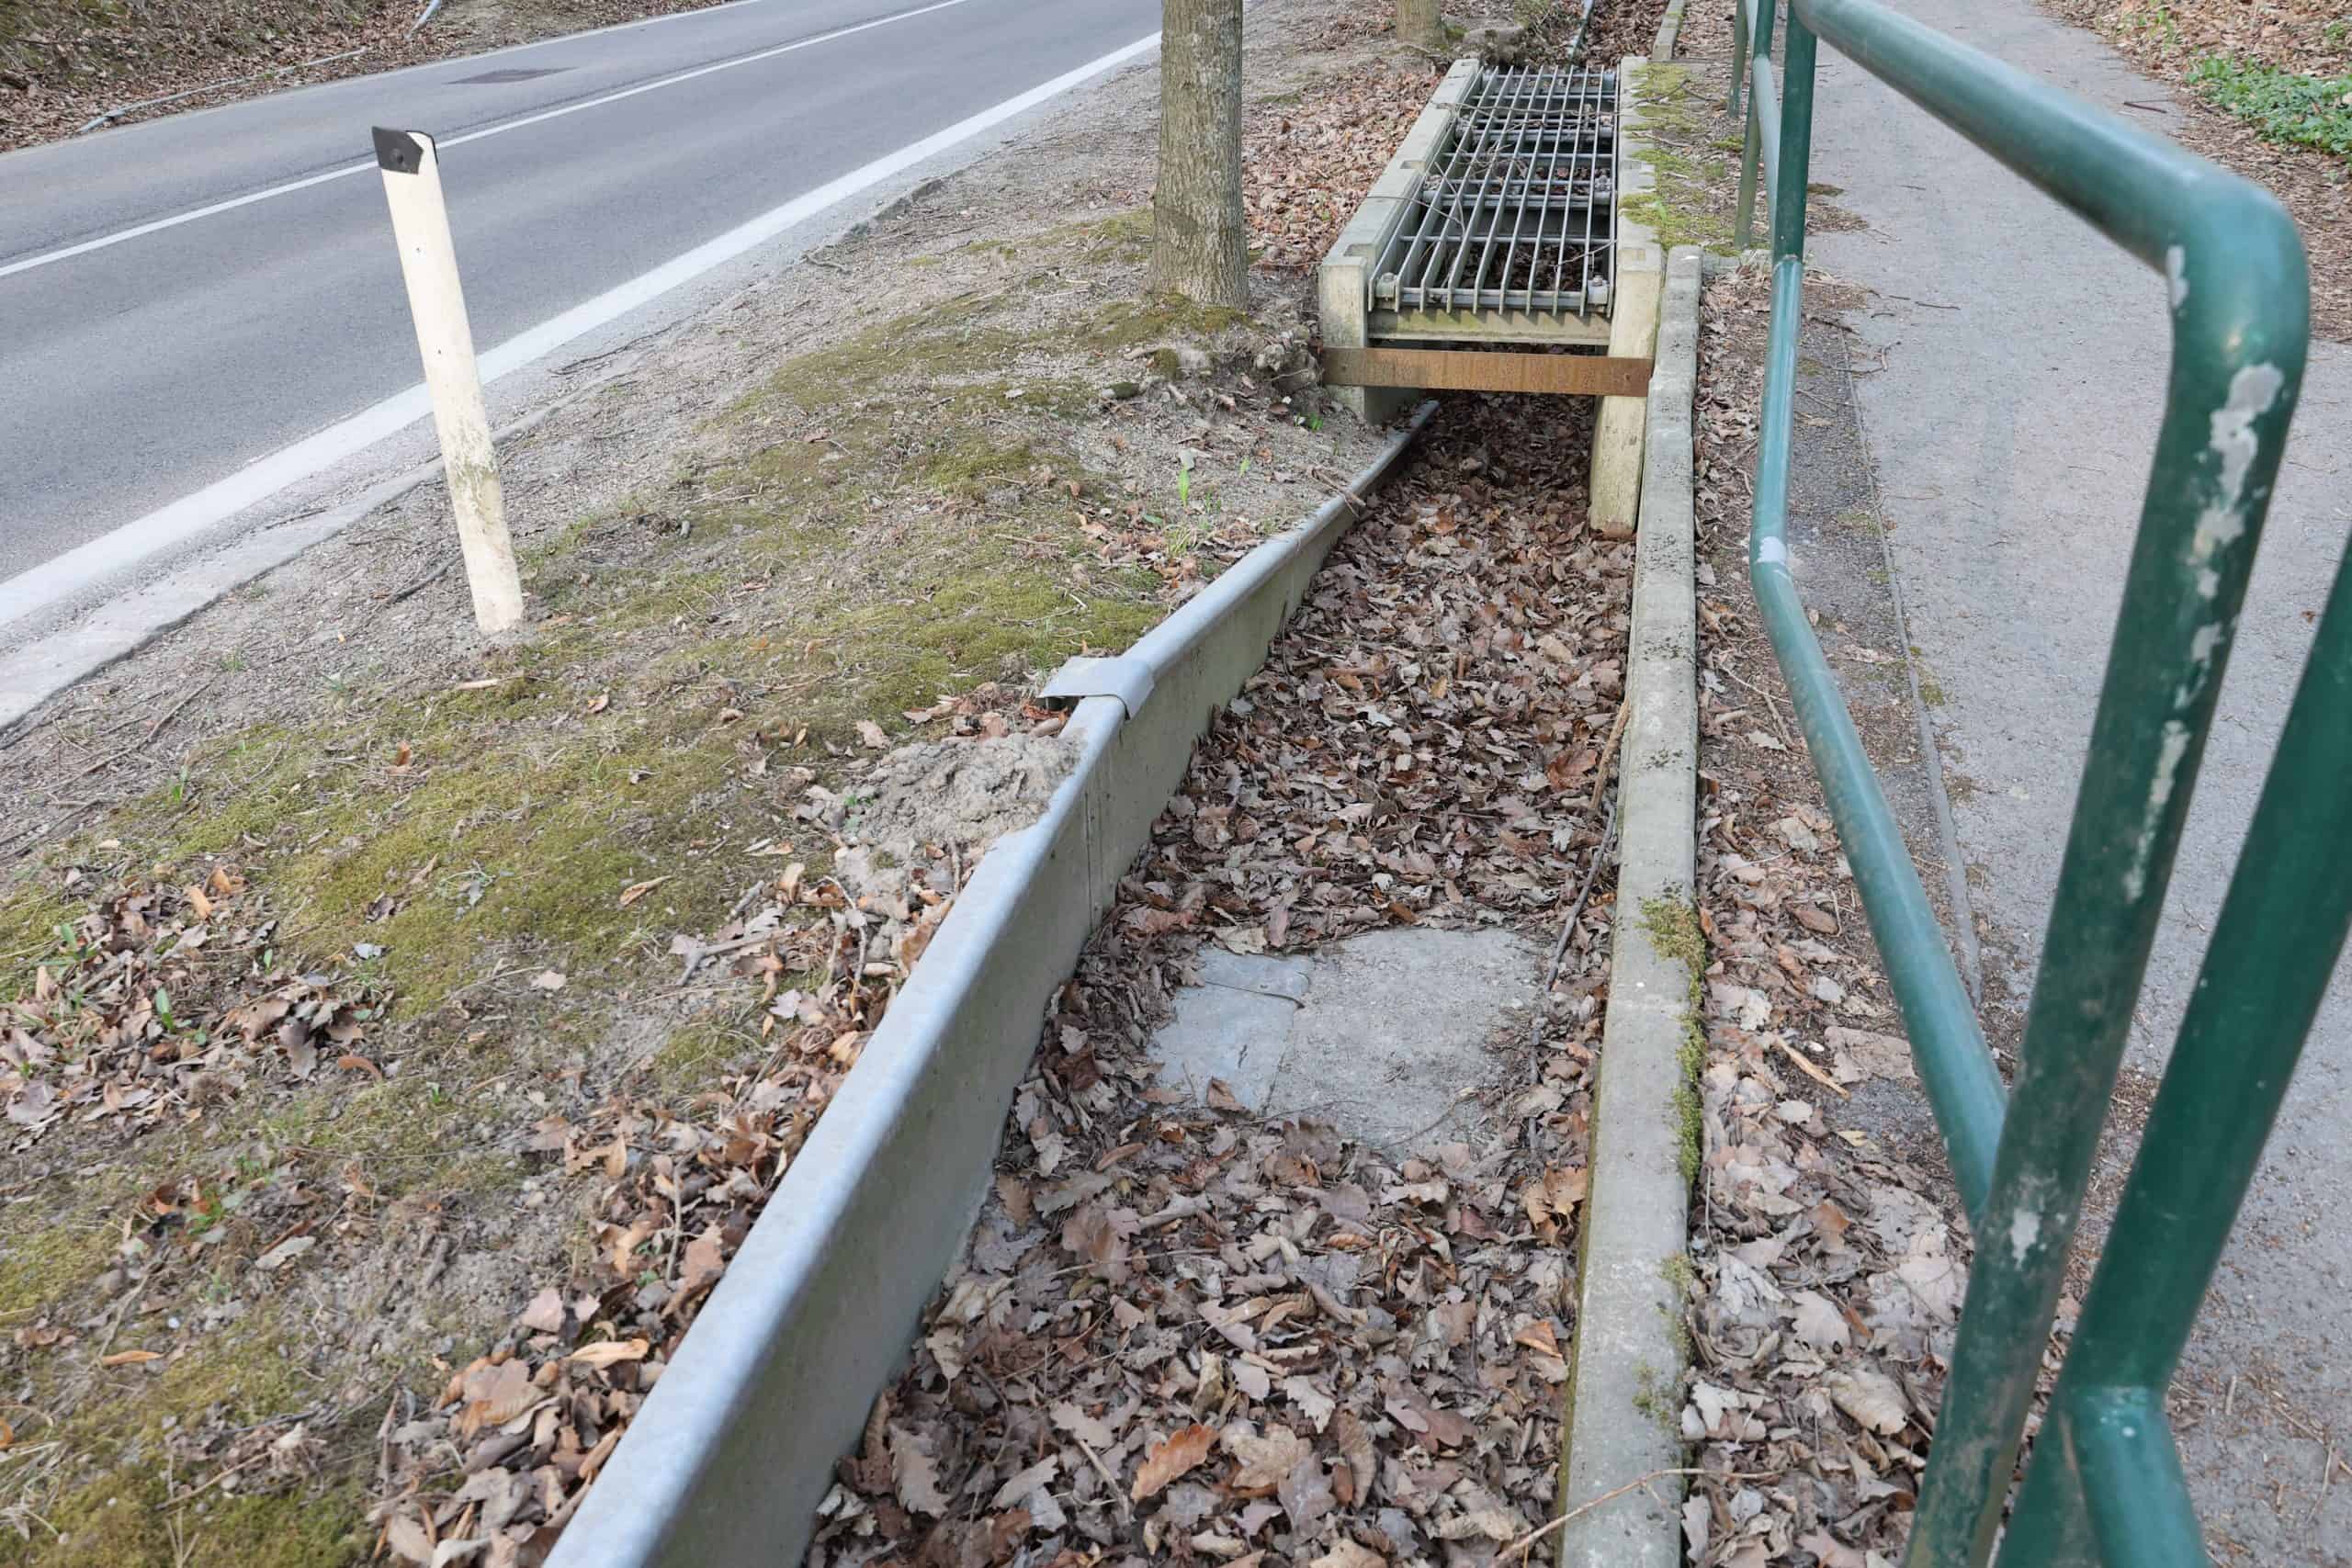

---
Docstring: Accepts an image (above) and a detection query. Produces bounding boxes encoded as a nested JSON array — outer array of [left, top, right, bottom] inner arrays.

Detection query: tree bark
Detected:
[[1149, 0, 1247, 310], [1396, 0, 1446, 54]]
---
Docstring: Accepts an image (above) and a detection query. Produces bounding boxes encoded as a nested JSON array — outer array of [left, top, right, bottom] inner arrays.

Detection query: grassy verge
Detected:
[[2187, 55, 2352, 155], [0, 211, 1320, 1564]]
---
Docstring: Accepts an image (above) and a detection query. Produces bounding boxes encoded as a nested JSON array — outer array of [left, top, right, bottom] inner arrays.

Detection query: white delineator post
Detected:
[[374, 127, 524, 634]]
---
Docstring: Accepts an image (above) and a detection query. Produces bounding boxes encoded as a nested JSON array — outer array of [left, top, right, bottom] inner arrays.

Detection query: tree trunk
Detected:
[[1149, 0, 1247, 310], [1396, 0, 1445, 53]]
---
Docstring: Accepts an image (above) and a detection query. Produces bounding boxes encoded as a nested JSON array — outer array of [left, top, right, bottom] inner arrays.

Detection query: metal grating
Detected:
[[1371, 65, 1618, 319]]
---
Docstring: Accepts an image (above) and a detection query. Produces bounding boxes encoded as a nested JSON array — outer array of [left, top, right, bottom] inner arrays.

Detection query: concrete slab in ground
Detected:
[[1149, 928, 1539, 1155], [1785, 0, 2352, 1555]]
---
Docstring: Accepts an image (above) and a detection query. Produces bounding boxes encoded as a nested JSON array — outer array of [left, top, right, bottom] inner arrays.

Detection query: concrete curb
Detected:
[[1589, 56, 1664, 538], [546, 401, 1439, 1568], [1555, 244, 1702, 1568], [1316, 57, 1479, 424], [0, 389, 571, 739], [1653, 0, 1688, 61]]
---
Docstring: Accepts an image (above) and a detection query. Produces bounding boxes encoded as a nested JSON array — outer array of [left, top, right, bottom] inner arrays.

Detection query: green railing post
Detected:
[[1869, 67, 2307, 1568], [2066, 1388, 2208, 1568], [1729, 0, 1751, 115], [1734, 0, 1775, 248], [1743, 4, 2008, 1222], [2003, 537, 2352, 1562], [1771, 11, 1815, 264]]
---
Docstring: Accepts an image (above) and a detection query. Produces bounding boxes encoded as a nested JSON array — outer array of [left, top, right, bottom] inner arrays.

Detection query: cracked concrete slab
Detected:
[[1148, 927, 1539, 1156]]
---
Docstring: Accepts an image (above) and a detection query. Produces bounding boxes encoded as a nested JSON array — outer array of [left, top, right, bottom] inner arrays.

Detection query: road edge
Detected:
[[1555, 243, 1702, 1568], [0, 27, 1164, 739]]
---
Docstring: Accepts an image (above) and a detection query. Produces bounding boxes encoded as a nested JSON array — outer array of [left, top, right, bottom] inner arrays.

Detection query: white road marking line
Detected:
[[0, 0, 989, 282], [0, 29, 1160, 631]]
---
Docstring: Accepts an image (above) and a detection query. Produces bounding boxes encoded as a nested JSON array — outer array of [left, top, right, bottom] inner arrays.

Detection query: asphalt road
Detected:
[[1804, 0, 2352, 1556], [0, 0, 1158, 591]]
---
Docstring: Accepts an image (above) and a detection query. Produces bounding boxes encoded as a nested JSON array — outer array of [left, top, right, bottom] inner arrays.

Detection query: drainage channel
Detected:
[[1371, 63, 1620, 333]]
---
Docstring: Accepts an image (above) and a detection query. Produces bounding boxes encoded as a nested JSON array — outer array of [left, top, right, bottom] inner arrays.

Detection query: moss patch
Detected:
[[12, 1468, 367, 1568], [1627, 61, 1738, 255], [1642, 893, 1709, 1186]]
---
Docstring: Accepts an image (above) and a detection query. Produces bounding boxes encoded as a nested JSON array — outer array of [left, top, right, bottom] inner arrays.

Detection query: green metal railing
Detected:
[[1724, 2, 2341, 1562]]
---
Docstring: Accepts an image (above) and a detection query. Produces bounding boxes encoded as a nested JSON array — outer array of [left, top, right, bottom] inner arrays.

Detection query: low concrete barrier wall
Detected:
[[548, 401, 1438, 1568]]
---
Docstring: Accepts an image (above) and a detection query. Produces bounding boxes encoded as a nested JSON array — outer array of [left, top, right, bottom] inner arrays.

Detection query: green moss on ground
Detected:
[[1627, 62, 1738, 255], [1083, 294, 1246, 355], [12, 1467, 368, 1568], [1641, 894, 1709, 1185], [0, 224, 1208, 1561]]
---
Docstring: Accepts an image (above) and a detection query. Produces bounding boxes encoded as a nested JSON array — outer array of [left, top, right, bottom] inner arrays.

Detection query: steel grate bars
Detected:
[[1371, 64, 1619, 318]]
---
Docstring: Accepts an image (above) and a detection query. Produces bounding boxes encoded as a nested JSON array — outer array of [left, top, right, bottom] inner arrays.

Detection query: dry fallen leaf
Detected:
[[100, 1349, 162, 1367], [617, 877, 671, 908], [252, 1235, 315, 1272], [530, 969, 568, 991], [517, 1287, 567, 1335], [1132, 1422, 1216, 1500], [566, 1337, 650, 1370], [1224, 1424, 1310, 1489], [457, 1357, 536, 1437], [890, 1424, 950, 1516], [1789, 1289, 1853, 1354], [677, 1231, 727, 1303], [1825, 1366, 1910, 1435]]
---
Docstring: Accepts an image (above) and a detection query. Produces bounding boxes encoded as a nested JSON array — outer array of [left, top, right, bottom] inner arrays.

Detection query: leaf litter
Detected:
[[1676, 263, 2022, 1566], [3, 863, 390, 1147], [807, 388, 1634, 1567], [362, 718, 1075, 1565]]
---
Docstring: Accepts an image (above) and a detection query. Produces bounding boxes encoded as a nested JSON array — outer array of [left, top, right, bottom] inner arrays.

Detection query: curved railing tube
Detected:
[[1729, 1, 2318, 1562]]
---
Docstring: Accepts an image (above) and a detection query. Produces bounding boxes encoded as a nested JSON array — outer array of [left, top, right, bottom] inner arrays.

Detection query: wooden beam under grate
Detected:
[[1320, 346, 1653, 396]]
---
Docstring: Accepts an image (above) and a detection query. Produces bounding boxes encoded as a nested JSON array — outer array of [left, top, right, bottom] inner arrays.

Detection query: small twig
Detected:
[[1531, 700, 1632, 1055], [383, 558, 454, 605], [88, 1272, 153, 1364], [1776, 1035, 1849, 1098], [1715, 659, 1798, 751], [1502, 1469, 1772, 1561], [68, 682, 210, 781], [1534, 795, 1619, 1037], [1069, 1431, 1132, 1520]]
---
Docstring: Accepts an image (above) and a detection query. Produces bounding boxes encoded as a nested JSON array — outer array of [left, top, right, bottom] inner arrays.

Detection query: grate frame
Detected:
[[1370, 64, 1620, 321]]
